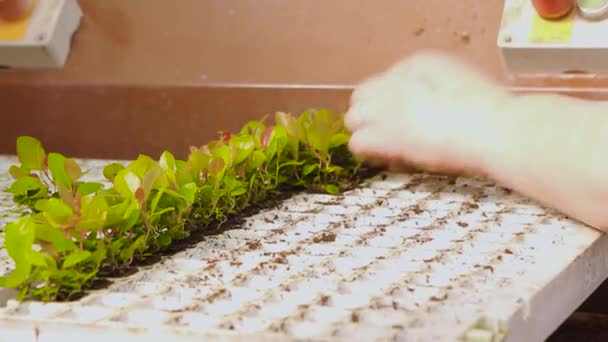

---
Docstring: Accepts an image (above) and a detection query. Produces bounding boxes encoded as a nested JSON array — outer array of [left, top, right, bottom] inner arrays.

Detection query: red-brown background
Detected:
[[1, 0, 607, 159]]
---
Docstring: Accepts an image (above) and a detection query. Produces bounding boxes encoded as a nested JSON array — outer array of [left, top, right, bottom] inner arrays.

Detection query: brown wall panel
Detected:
[[1, 0, 607, 159], [0, 0, 506, 85], [0, 84, 351, 159]]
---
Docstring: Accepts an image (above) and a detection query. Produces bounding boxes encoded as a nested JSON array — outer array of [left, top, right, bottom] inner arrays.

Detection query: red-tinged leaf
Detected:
[[64, 158, 82, 182], [8, 165, 26, 179], [218, 130, 232, 142], [135, 187, 145, 205], [208, 157, 225, 176], [261, 126, 273, 147]]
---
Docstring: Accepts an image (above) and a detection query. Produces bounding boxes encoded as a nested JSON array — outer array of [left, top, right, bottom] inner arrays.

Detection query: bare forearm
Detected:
[[481, 93, 608, 231]]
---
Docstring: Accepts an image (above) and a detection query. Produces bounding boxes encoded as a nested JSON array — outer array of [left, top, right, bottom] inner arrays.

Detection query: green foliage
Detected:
[[0, 109, 366, 301]]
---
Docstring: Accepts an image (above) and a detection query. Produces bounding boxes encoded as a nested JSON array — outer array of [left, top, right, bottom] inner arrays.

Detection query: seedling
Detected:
[[0, 109, 369, 301]]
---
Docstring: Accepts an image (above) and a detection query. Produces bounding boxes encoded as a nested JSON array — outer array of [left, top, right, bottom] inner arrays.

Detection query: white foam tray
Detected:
[[0, 155, 606, 342]]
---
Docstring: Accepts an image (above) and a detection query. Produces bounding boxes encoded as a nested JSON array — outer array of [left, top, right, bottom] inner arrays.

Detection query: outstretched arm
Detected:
[[345, 51, 608, 232], [482, 93, 608, 231]]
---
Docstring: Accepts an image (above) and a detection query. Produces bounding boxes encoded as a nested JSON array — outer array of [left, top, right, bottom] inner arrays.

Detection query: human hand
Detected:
[[345, 50, 512, 176], [0, 0, 31, 21]]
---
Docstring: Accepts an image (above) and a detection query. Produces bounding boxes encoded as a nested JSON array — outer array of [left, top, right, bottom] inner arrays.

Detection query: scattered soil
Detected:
[[246, 240, 261, 251], [411, 205, 424, 214], [273, 253, 289, 264], [313, 232, 337, 244]]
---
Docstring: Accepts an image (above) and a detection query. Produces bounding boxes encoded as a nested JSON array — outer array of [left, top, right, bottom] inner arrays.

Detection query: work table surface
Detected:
[[0, 155, 606, 342]]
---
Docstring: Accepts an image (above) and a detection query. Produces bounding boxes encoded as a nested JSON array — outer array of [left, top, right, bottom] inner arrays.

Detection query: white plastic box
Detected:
[[0, 0, 82, 69], [498, 0, 608, 75]]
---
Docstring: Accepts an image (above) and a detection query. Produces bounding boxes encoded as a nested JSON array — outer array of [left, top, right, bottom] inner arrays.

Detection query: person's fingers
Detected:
[[348, 125, 403, 161], [344, 102, 372, 132], [344, 91, 393, 132], [0, 0, 31, 21]]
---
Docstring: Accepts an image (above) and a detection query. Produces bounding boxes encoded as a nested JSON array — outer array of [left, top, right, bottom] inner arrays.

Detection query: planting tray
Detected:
[[0, 155, 607, 342]]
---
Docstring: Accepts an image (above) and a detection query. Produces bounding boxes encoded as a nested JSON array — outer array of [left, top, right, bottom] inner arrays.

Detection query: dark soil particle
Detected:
[[273, 253, 289, 264], [319, 295, 330, 306], [313, 232, 337, 243], [246, 240, 261, 250], [411, 205, 424, 214], [464, 202, 479, 210]]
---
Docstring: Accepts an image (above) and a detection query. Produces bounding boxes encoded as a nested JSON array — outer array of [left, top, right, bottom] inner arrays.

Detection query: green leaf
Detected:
[[159, 150, 177, 184], [48, 153, 72, 188], [303, 164, 318, 176], [149, 187, 165, 215], [178, 182, 197, 206], [208, 158, 226, 178], [114, 169, 141, 198], [275, 112, 296, 135], [212, 145, 233, 166], [76, 182, 103, 196], [307, 119, 331, 155], [43, 198, 75, 228], [230, 135, 256, 165], [57, 184, 75, 209], [141, 166, 163, 199], [34, 199, 49, 211], [103, 163, 125, 181], [16, 136, 46, 172], [65, 158, 82, 182], [324, 184, 340, 195], [266, 125, 289, 162], [248, 150, 266, 169], [328, 132, 350, 149], [127, 155, 158, 179], [240, 120, 266, 147], [35, 224, 77, 253], [158, 234, 172, 247], [230, 187, 247, 197], [77, 195, 108, 231], [188, 150, 210, 172], [119, 235, 146, 263], [2, 216, 36, 288], [275, 112, 301, 158], [90, 240, 107, 266], [106, 199, 139, 228], [30, 252, 47, 268], [8, 165, 26, 179], [6, 176, 47, 198], [279, 160, 307, 168], [62, 250, 92, 269], [159, 151, 176, 172]]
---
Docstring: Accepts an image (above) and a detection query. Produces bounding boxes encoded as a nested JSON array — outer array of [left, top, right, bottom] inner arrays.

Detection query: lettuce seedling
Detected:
[[0, 109, 368, 301]]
